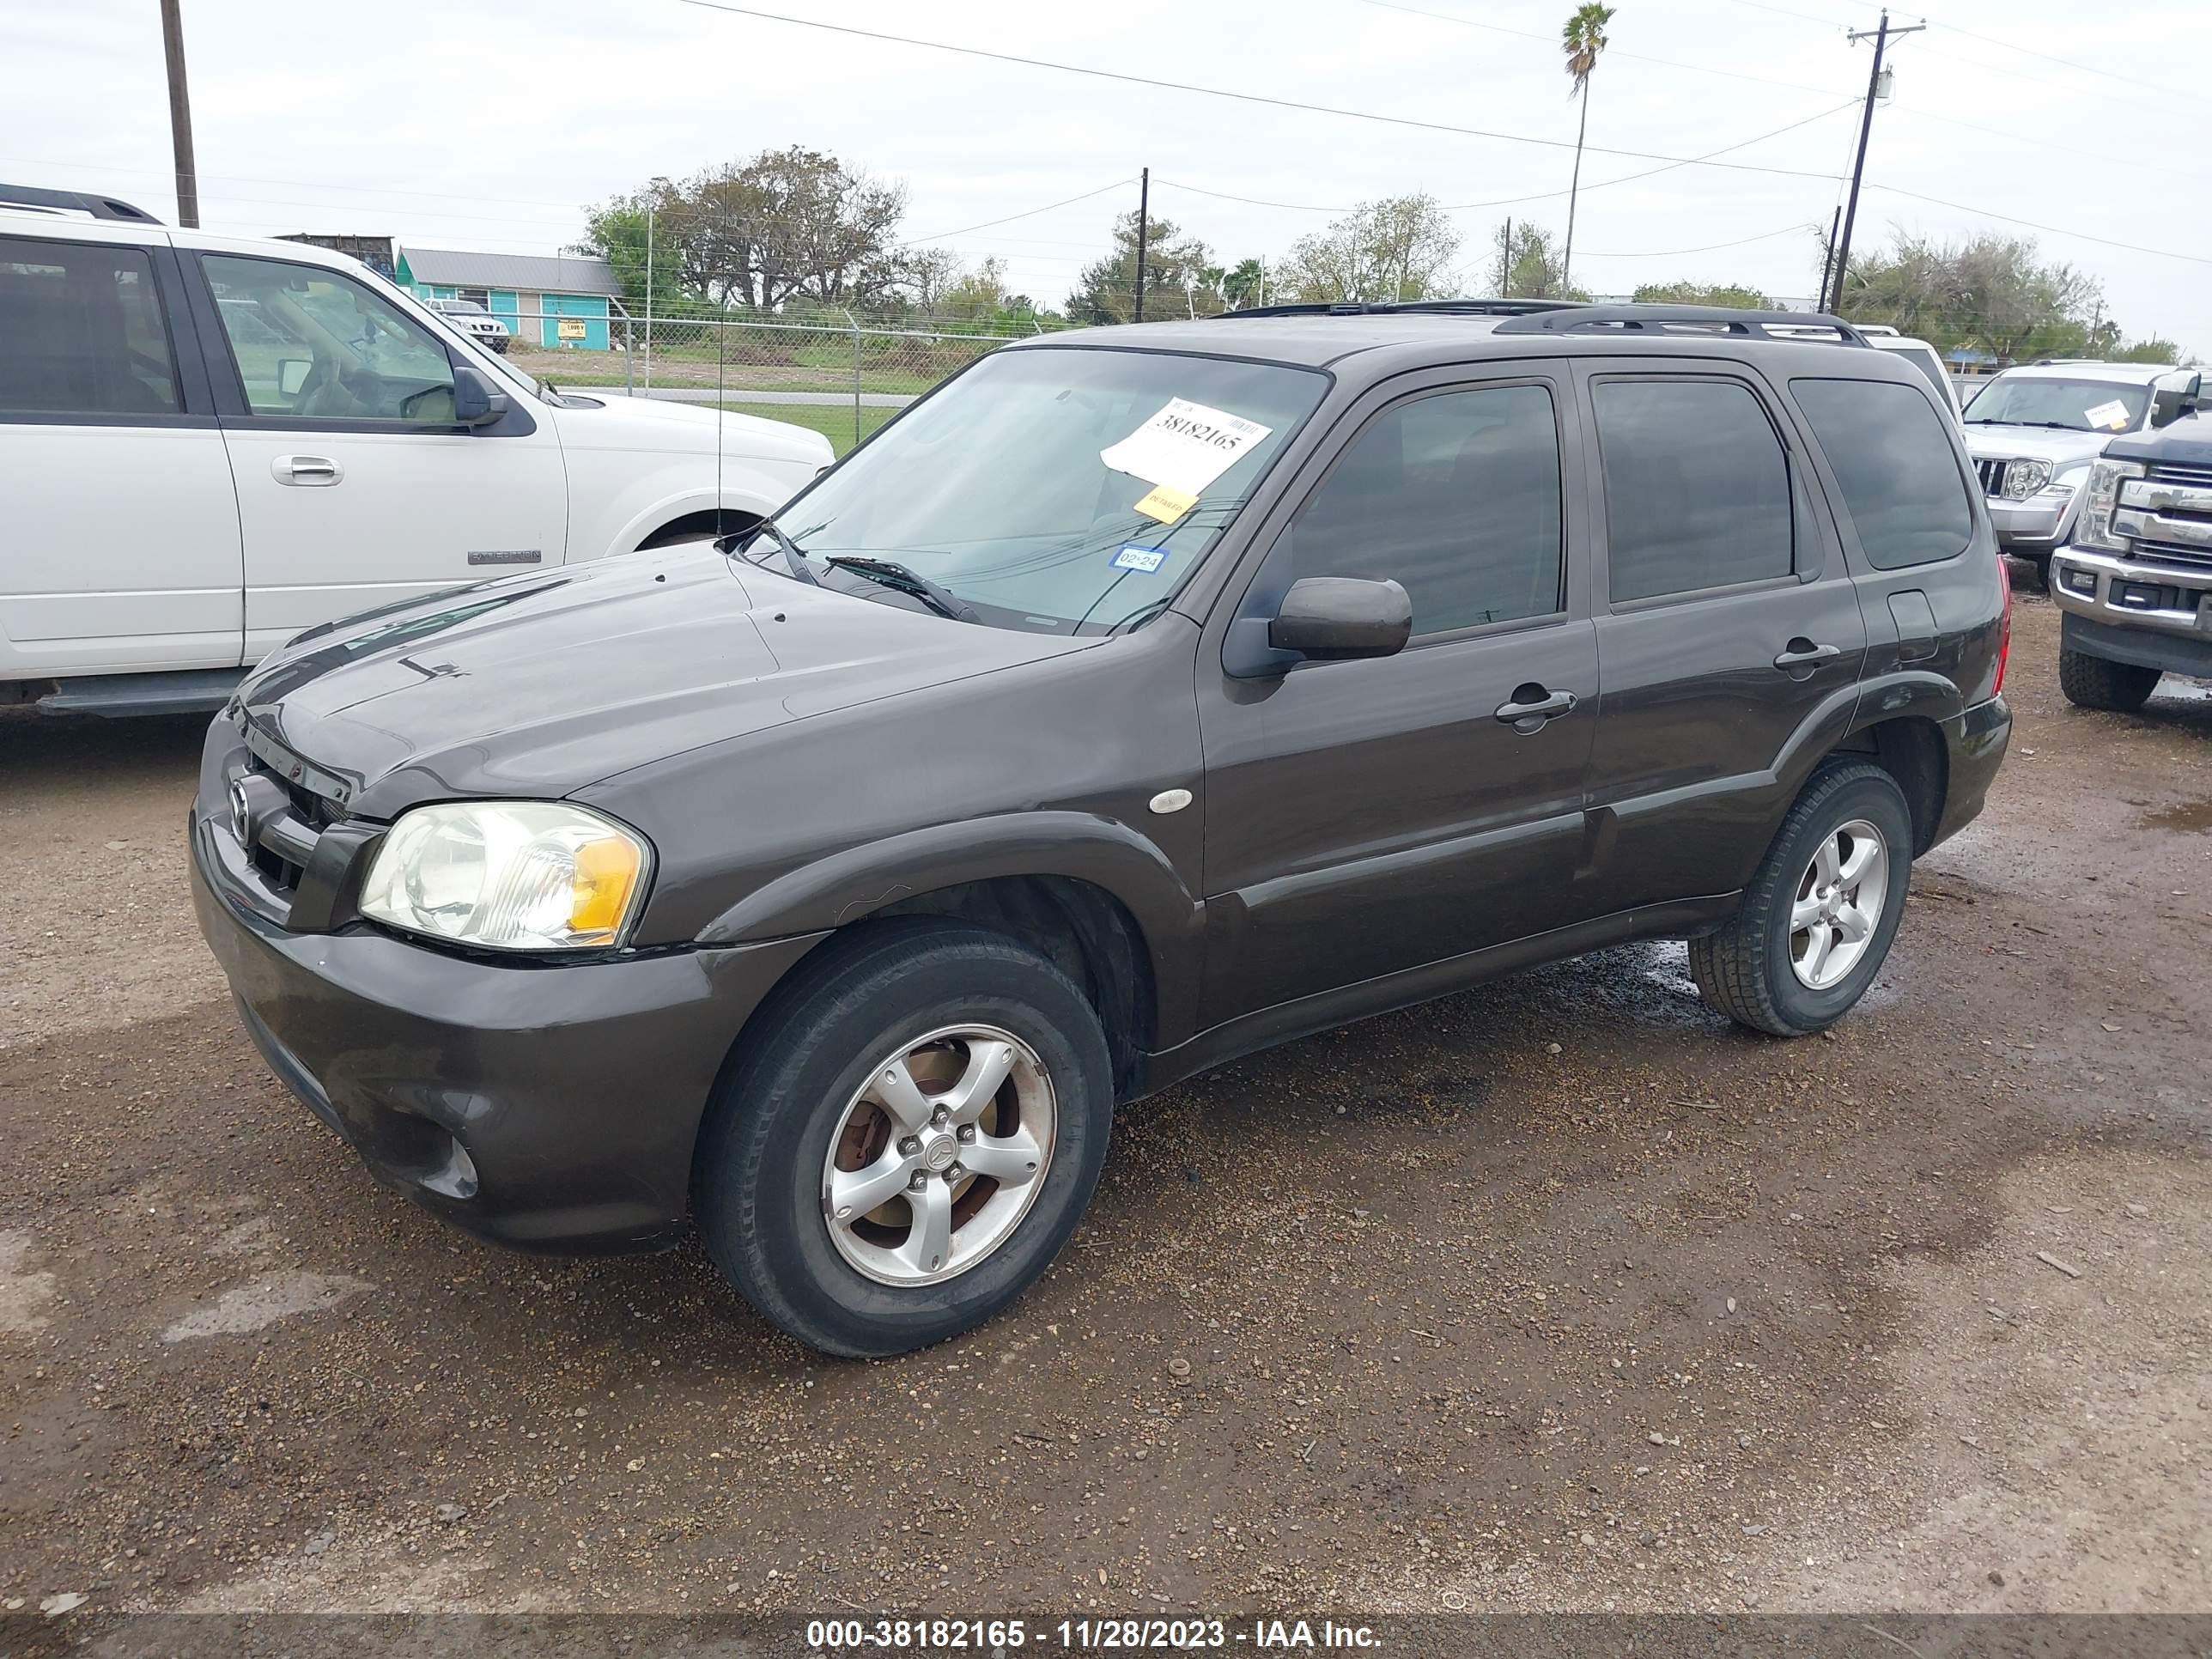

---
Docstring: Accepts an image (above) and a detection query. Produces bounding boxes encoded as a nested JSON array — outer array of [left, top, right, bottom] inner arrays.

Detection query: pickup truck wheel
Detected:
[[694, 920, 1113, 1358], [1687, 763, 1913, 1037], [2058, 647, 2160, 712]]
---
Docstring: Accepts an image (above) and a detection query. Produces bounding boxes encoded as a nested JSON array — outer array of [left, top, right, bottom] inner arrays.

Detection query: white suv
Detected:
[[0, 185, 833, 715], [423, 295, 514, 355]]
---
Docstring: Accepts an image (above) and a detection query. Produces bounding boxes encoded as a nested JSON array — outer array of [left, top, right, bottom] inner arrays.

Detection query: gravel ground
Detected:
[[1, 586, 2207, 1621]]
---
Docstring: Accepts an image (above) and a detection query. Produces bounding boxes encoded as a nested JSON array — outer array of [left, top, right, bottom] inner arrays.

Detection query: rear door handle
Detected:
[[273, 454, 342, 487], [1494, 686, 1578, 731], [1773, 640, 1841, 670]]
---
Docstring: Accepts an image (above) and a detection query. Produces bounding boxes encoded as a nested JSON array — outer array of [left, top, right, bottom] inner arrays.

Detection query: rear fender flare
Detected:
[[1774, 671, 1961, 793]]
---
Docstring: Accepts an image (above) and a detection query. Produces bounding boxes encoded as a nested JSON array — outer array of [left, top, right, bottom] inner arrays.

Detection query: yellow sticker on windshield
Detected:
[[1133, 483, 1199, 523]]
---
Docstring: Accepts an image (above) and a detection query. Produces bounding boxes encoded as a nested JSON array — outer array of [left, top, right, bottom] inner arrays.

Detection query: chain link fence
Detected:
[[471, 306, 1075, 454]]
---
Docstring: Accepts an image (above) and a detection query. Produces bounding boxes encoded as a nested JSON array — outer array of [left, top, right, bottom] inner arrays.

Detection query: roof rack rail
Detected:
[[0, 183, 161, 223], [1218, 298, 1585, 320], [1492, 303, 1871, 346]]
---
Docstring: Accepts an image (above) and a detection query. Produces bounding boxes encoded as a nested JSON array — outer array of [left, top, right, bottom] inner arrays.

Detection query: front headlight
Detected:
[[359, 801, 651, 951], [2001, 459, 2052, 501], [2074, 459, 2145, 551]]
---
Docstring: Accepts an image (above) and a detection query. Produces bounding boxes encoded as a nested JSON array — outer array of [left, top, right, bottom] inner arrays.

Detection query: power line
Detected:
[[1862, 184, 2212, 267], [1575, 222, 1821, 259], [1911, 10, 2195, 100], [1158, 100, 1859, 217], [1362, 0, 1854, 99], [902, 177, 1135, 244], [1711, 0, 1851, 27], [672, 0, 1844, 184]]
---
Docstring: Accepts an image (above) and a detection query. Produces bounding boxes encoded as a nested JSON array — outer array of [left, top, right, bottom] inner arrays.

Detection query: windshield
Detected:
[[1962, 375, 2147, 433], [1878, 343, 1954, 408], [368, 268, 541, 398], [767, 346, 1328, 634]]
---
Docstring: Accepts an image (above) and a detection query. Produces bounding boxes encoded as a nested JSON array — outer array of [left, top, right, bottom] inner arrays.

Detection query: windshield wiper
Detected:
[[726, 519, 820, 586], [823, 556, 979, 623], [1967, 418, 2083, 430]]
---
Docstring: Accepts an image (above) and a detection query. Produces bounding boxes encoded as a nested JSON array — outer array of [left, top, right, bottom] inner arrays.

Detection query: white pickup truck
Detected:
[[1, 184, 833, 715]]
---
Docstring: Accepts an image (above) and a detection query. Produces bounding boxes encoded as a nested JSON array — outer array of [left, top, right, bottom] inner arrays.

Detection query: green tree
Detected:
[[1222, 258, 1267, 310], [1066, 210, 1216, 324], [1486, 221, 1588, 301], [1273, 195, 1462, 304], [1838, 231, 2107, 362], [1632, 281, 1772, 308], [2109, 337, 2182, 364], [581, 148, 911, 313], [572, 188, 692, 315], [1559, 3, 1616, 293]]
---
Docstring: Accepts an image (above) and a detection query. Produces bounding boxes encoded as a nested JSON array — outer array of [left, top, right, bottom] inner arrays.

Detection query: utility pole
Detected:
[[1826, 9, 1922, 315], [1500, 216, 1512, 296], [1132, 167, 1150, 322], [159, 0, 200, 228], [1818, 204, 1841, 311]]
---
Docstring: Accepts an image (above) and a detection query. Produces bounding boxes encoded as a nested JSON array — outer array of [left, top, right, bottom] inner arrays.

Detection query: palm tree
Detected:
[[1560, 3, 1616, 295]]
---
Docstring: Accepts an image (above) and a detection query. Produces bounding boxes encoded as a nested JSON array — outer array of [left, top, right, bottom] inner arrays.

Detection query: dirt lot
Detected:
[[2, 588, 2207, 1622]]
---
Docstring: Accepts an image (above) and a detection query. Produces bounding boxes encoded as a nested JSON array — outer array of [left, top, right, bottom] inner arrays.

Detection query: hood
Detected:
[[237, 546, 1092, 818], [2106, 412, 2212, 471], [548, 391, 833, 468], [1962, 423, 2115, 465]]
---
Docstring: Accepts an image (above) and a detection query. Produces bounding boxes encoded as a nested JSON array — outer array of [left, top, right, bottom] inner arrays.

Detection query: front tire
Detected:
[[2059, 647, 2160, 712], [1688, 762, 1914, 1036], [694, 920, 1113, 1358]]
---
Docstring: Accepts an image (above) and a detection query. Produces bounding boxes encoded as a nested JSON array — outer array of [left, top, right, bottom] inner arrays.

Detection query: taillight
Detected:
[[1993, 550, 2013, 696]]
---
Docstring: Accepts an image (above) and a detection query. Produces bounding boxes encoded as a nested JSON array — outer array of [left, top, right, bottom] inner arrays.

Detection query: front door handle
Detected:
[[1494, 685, 1578, 732], [1773, 639, 1841, 670], [273, 454, 343, 487]]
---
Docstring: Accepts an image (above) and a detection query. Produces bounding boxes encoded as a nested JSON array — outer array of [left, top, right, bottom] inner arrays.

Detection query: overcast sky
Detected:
[[5, 0, 2206, 353]]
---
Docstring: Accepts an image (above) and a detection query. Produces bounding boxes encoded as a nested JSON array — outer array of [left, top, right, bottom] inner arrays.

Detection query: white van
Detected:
[[1, 185, 833, 715]]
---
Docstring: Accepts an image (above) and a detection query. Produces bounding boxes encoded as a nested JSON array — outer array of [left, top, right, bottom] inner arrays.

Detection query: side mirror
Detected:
[[1267, 576, 1413, 660], [452, 362, 509, 428], [2151, 371, 2202, 428], [276, 358, 312, 398]]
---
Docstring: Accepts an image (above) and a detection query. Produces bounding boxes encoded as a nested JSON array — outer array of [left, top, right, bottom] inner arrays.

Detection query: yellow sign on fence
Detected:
[[556, 318, 587, 341]]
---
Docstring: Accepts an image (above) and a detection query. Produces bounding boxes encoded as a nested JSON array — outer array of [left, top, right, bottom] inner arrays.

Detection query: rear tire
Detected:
[[2058, 647, 2160, 712], [1689, 762, 1914, 1037], [694, 919, 1113, 1358]]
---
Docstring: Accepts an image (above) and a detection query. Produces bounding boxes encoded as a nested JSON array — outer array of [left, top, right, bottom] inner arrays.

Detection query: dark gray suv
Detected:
[[191, 301, 2013, 1356]]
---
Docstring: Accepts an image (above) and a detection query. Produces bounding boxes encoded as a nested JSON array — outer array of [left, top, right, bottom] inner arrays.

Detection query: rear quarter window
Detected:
[[1790, 377, 1973, 570]]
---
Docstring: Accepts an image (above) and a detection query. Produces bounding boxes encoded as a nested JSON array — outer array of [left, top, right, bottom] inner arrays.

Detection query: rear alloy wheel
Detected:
[[2058, 647, 2160, 713], [695, 920, 1112, 1357], [1689, 762, 1914, 1036]]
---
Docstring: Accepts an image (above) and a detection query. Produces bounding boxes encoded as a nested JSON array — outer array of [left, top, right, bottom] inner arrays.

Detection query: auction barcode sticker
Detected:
[[1102, 398, 1273, 499]]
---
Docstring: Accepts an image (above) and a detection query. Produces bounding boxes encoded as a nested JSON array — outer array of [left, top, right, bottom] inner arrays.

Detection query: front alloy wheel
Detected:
[[695, 920, 1113, 1357], [823, 1025, 1055, 1286]]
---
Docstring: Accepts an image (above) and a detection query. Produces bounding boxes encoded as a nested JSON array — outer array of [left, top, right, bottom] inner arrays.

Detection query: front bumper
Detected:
[[2051, 545, 2212, 666], [2051, 545, 2212, 678], [1984, 490, 2081, 550], [190, 778, 823, 1252]]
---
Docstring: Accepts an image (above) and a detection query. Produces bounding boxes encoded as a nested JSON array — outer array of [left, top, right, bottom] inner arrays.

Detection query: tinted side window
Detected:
[[1281, 384, 1563, 635], [1595, 379, 1792, 604], [1790, 377, 1973, 570], [204, 254, 454, 422], [0, 237, 179, 416]]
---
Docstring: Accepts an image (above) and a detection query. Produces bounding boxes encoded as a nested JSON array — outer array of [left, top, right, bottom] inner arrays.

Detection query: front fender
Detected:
[[599, 477, 787, 558], [695, 811, 1208, 1048]]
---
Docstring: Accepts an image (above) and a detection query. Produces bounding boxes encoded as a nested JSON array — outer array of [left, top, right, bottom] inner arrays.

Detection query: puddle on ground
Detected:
[[2141, 798, 2212, 834]]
